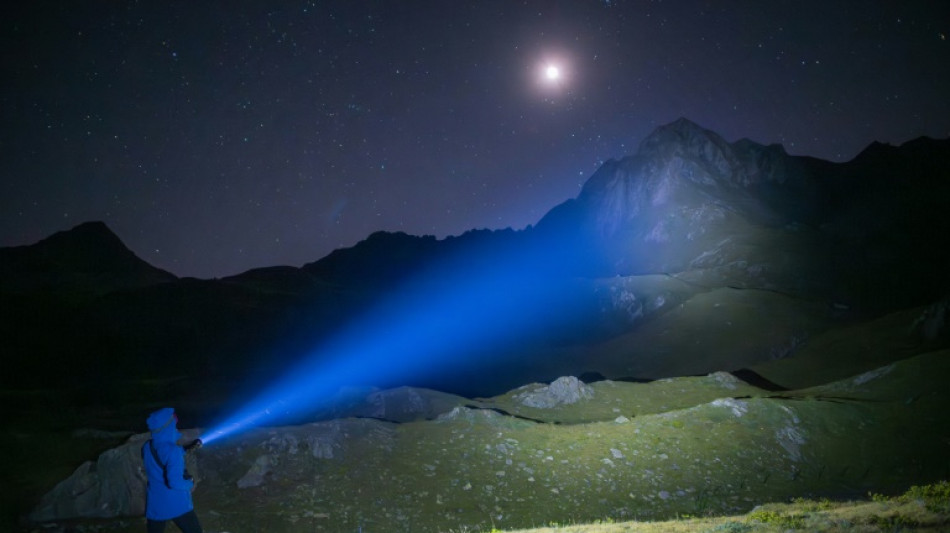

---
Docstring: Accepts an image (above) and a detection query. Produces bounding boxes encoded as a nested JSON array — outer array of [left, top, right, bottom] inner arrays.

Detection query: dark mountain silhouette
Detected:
[[0, 221, 176, 297], [2, 119, 948, 396], [300, 227, 528, 289]]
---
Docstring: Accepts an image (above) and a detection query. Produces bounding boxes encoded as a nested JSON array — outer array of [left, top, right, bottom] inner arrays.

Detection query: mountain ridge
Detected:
[[2, 118, 949, 395], [5, 119, 945, 287]]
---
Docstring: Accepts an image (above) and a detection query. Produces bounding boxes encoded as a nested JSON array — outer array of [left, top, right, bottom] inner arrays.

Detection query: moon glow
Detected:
[[532, 54, 570, 94]]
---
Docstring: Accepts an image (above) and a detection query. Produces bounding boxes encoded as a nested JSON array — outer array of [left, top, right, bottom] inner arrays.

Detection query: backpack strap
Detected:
[[144, 439, 170, 488]]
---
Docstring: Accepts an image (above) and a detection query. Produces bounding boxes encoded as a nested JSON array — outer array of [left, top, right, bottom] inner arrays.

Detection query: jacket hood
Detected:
[[147, 407, 181, 442]]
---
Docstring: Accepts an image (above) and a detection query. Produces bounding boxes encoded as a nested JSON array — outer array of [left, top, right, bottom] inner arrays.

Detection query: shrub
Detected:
[[900, 480, 950, 512], [866, 513, 919, 529], [747, 509, 807, 529], [791, 496, 834, 512]]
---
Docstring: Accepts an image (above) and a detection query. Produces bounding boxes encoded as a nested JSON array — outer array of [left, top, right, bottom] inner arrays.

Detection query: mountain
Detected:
[[533, 119, 950, 311], [0, 222, 178, 386], [0, 221, 176, 297], [534, 118, 821, 276], [2, 119, 949, 395], [7, 118, 950, 531], [0, 222, 345, 387]]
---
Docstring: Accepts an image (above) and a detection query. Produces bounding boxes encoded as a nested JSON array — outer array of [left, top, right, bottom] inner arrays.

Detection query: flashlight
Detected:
[[184, 438, 203, 452]]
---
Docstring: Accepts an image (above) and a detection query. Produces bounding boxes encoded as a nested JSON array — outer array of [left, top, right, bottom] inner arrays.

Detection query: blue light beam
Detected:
[[201, 230, 595, 445]]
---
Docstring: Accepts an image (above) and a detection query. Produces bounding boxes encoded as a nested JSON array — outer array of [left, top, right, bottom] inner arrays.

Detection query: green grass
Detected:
[[478, 372, 769, 425], [12, 349, 950, 532], [578, 287, 832, 380], [180, 349, 950, 532], [750, 305, 937, 390], [466, 481, 950, 532]]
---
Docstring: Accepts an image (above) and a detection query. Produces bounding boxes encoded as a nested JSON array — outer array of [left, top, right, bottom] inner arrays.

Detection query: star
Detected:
[[2, 2, 947, 278]]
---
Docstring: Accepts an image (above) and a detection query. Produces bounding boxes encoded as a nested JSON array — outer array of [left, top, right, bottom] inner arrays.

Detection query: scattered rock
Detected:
[[852, 364, 896, 386], [711, 398, 748, 417], [237, 455, 274, 488], [708, 371, 740, 390], [436, 406, 502, 422], [307, 421, 344, 459], [516, 377, 594, 408], [775, 426, 806, 462], [358, 386, 466, 422]]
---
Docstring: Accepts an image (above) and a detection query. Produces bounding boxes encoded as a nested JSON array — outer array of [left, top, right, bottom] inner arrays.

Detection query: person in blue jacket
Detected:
[[143, 407, 202, 533]]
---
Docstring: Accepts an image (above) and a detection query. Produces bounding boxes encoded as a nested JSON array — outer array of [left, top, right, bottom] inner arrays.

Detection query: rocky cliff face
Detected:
[[534, 118, 824, 278], [536, 119, 950, 314]]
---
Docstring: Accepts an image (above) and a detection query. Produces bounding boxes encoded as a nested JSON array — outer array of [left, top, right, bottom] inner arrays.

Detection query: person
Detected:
[[143, 407, 203, 533]]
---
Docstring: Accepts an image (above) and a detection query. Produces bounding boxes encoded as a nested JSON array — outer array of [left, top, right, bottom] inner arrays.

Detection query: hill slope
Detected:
[[27, 349, 950, 532]]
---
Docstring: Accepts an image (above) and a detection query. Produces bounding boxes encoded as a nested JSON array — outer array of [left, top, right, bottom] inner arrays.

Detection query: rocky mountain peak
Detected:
[[538, 118, 821, 276], [635, 118, 797, 188], [576, 119, 789, 212], [638, 117, 733, 165]]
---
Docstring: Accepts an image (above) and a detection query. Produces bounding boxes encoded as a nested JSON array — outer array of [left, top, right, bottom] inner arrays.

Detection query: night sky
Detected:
[[2, 1, 948, 278]]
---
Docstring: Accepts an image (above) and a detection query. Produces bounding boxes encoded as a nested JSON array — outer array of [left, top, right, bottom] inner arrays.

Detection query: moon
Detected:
[[533, 55, 570, 93]]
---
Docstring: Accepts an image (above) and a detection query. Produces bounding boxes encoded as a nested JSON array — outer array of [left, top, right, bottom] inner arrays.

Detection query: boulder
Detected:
[[237, 455, 274, 488], [29, 434, 147, 521], [516, 376, 594, 408]]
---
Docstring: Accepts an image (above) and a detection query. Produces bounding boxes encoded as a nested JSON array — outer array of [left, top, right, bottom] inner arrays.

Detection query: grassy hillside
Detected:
[[18, 348, 947, 533], [578, 286, 832, 379], [199, 349, 950, 532], [750, 304, 940, 390], [478, 372, 768, 424], [474, 480, 950, 532]]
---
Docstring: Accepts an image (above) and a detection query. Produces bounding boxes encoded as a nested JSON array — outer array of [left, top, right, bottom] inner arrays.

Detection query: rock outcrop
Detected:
[[29, 429, 199, 522], [515, 376, 595, 408]]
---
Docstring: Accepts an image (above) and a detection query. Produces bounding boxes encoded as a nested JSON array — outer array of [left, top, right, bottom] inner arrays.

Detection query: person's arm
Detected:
[[162, 445, 195, 491]]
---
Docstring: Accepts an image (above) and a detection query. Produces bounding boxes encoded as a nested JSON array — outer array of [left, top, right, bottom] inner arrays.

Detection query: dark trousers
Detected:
[[146, 510, 203, 533]]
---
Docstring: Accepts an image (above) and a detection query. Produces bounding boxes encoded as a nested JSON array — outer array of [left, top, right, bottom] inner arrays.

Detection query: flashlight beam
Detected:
[[201, 229, 595, 445]]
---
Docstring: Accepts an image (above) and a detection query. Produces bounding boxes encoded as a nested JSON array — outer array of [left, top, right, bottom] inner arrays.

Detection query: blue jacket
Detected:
[[143, 408, 194, 520]]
